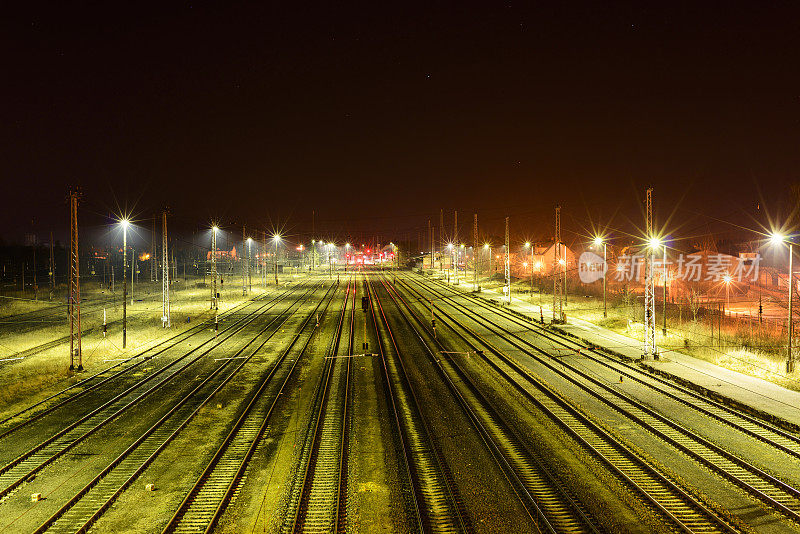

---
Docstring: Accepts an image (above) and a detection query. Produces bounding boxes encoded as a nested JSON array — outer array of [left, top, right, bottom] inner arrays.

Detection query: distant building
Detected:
[[207, 246, 238, 260]]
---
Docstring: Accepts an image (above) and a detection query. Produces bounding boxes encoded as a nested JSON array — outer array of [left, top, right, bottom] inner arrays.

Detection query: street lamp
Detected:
[[211, 226, 219, 310], [771, 232, 795, 372], [120, 218, 130, 349], [247, 237, 252, 293], [483, 243, 491, 285], [525, 242, 534, 302], [345, 243, 350, 272], [447, 243, 454, 283], [723, 273, 732, 312], [273, 234, 281, 285], [594, 236, 608, 318]]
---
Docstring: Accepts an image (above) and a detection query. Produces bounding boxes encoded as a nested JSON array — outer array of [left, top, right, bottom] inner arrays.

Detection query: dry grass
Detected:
[[0, 275, 282, 418]]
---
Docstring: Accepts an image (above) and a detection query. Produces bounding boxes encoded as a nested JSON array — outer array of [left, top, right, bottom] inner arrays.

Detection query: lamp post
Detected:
[[345, 243, 350, 272], [723, 274, 732, 311], [273, 234, 280, 285], [771, 233, 794, 372], [247, 237, 252, 293], [326, 242, 333, 278], [525, 242, 533, 302], [447, 243, 453, 283], [594, 237, 608, 318], [662, 243, 668, 336], [458, 244, 464, 284], [120, 219, 129, 349], [299, 244, 305, 272], [211, 226, 218, 310], [483, 243, 490, 288]]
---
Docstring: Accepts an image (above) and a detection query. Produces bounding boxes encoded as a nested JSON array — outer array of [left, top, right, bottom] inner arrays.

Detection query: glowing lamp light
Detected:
[[447, 243, 454, 249], [535, 261, 543, 269], [120, 218, 130, 229], [558, 258, 566, 266], [593, 237, 603, 247], [523, 262, 528, 267], [212, 225, 219, 233], [484, 243, 490, 250], [524, 242, 530, 248], [723, 274, 732, 284], [648, 237, 662, 249], [770, 232, 785, 246], [247, 237, 252, 244]]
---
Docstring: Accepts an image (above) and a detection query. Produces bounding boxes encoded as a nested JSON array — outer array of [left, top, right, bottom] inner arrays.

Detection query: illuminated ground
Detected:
[[1, 269, 800, 533]]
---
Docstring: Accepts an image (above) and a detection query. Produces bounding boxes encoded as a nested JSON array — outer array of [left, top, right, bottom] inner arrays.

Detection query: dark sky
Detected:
[[3, 2, 800, 243]]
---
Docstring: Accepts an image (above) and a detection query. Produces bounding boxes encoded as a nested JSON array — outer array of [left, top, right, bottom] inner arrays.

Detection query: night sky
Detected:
[[3, 2, 800, 243]]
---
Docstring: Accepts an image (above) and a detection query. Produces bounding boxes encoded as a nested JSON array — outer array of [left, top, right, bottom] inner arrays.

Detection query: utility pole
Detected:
[[473, 213, 479, 291], [211, 226, 218, 310], [644, 187, 657, 359], [504, 216, 511, 304], [242, 225, 247, 296], [162, 211, 171, 328], [553, 206, 563, 323], [69, 191, 82, 371]]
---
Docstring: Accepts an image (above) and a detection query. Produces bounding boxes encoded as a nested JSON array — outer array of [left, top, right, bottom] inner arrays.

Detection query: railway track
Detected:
[[30, 281, 337, 534], [0, 284, 316, 503], [433, 277, 800, 461], [0, 287, 289, 435], [380, 276, 598, 534], [366, 276, 471, 533], [160, 279, 341, 534], [396, 273, 736, 533], [410, 274, 800, 525], [283, 277, 354, 533]]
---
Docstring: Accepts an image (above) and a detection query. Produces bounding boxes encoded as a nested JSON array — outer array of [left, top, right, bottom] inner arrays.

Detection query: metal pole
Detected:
[[603, 242, 608, 318], [162, 211, 170, 328], [248, 239, 252, 292], [122, 224, 127, 349], [211, 228, 217, 310], [530, 245, 534, 302], [789, 243, 794, 373], [242, 226, 247, 296], [274, 238, 278, 285], [69, 192, 82, 370], [473, 213, 478, 291], [662, 245, 667, 336], [644, 187, 656, 359], [504, 216, 510, 304]]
